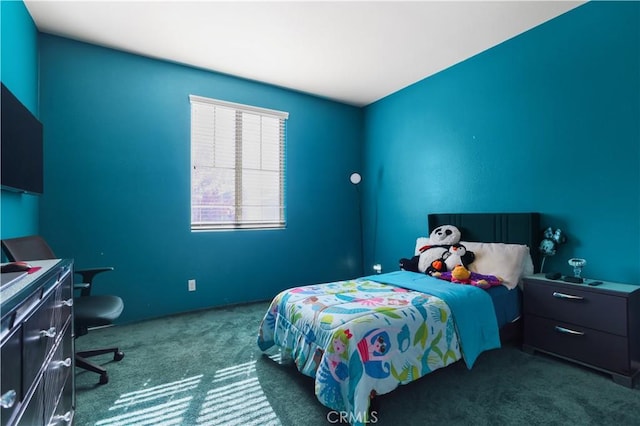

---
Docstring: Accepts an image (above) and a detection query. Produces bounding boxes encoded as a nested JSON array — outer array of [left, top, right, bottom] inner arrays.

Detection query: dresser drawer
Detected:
[[17, 378, 44, 426], [0, 259, 75, 426], [22, 291, 57, 392], [525, 314, 630, 374], [57, 272, 72, 324], [51, 273, 72, 342], [524, 281, 628, 335], [46, 379, 73, 426], [43, 324, 72, 425], [1, 327, 22, 426]]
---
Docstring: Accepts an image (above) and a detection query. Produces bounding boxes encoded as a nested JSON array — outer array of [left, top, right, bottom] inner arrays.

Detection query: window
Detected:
[[190, 95, 288, 230]]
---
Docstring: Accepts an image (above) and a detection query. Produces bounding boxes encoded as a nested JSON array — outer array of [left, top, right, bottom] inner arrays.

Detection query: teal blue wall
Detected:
[[38, 35, 364, 323], [0, 0, 40, 239], [362, 2, 639, 284], [10, 1, 639, 326]]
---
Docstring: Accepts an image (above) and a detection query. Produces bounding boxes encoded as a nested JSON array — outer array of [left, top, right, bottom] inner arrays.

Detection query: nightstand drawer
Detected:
[[524, 281, 627, 335], [525, 315, 630, 374]]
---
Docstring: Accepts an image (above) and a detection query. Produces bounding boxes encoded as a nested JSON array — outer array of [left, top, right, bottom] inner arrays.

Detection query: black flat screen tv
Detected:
[[1, 82, 43, 194]]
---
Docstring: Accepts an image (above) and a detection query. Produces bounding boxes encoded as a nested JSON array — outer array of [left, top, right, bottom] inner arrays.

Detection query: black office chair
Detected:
[[1, 235, 124, 385]]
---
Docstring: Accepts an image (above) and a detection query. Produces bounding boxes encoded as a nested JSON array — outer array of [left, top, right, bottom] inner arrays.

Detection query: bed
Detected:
[[257, 213, 540, 424]]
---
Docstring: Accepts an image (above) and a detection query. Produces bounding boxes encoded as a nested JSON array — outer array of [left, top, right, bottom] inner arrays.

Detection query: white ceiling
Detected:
[[25, 0, 585, 107]]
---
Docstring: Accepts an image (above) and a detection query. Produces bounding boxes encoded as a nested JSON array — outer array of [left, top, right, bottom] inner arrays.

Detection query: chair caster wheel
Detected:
[[114, 351, 124, 362], [99, 374, 109, 385]]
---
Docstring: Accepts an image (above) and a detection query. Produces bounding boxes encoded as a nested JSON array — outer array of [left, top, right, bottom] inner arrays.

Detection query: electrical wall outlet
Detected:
[[188, 279, 196, 291]]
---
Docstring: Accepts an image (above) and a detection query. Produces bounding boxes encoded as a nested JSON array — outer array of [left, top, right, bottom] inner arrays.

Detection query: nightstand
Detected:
[[522, 273, 640, 388]]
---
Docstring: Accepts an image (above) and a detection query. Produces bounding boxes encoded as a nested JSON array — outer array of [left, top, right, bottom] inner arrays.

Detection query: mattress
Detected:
[[486, 284, 522, 327]]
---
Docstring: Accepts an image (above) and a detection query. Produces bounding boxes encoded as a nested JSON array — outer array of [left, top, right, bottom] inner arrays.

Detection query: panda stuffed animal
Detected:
[[416, 225, 462, 273], [399, 225, 464, 275]]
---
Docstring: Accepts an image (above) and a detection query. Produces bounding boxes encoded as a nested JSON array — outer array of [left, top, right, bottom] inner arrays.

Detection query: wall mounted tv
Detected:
[[1, 82, 44, 194]]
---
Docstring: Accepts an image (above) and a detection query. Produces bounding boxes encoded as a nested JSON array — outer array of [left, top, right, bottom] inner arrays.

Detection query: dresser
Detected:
[[1, 259, 75, 426], [522, 273, 640, 388]]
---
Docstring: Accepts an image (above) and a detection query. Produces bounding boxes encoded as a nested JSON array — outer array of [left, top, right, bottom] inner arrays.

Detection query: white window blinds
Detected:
[[190, 95, 288, 230]]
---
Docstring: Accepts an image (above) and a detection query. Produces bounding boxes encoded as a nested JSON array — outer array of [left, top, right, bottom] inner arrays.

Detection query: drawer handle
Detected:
[[0, 389, 16, 409], [552, 291, 584, 300], [57, 357, 72, 368], [40, 327, 57, 338], [555, 325, 585, 336], [49, 410, 72, 425], [61, 299, 73, 307]]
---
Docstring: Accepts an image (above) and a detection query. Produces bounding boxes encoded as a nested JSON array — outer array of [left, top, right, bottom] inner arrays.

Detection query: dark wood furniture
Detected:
[[523, 273, 640, 387], [2, 236, 125, 385], [1, 259, 75, 425]]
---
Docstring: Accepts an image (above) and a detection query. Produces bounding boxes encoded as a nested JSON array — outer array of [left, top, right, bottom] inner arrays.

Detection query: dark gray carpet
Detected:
[[74, 302, 640, 425]]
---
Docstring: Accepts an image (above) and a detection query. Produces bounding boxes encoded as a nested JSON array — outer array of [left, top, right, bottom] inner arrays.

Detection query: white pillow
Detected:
[[460, 242, 532, 290], [522, 253, 534, 279]]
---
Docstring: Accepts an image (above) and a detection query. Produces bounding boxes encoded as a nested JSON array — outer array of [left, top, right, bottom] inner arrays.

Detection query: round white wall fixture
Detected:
[[350, 172, 361, 185]]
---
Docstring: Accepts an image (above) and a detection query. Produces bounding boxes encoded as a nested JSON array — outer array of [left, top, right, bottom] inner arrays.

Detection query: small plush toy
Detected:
[[538, 227, 567, 272], [443, 243, 475, 271], [434, 265, 503, 289], [450, 264, 471, 281], [539, 227, 566, 257]]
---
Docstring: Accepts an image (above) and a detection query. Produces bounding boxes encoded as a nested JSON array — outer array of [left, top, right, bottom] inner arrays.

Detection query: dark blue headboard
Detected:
[[428, 213, 541, 272]]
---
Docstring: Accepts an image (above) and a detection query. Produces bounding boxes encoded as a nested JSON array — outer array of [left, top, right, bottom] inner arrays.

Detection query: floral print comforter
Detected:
[[257, 272, 499, 424]]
